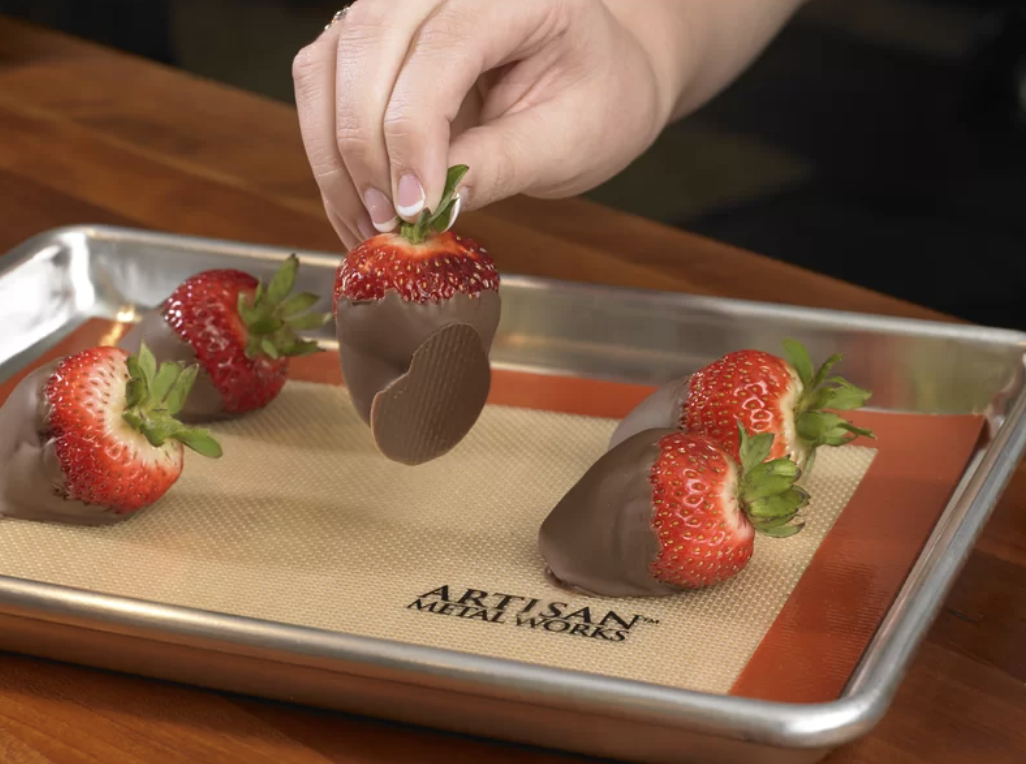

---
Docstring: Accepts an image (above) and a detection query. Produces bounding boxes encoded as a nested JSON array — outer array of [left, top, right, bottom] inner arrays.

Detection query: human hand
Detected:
[[291, 0, 677, 249]]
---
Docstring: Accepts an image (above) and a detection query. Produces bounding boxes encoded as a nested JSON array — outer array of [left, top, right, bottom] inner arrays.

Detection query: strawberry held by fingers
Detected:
[[539, 424, 808, 597], [334, 165, 501, 466], [609, 340, 875, 474], [121, 254, 330, 421], [0, 344, 221, 526]]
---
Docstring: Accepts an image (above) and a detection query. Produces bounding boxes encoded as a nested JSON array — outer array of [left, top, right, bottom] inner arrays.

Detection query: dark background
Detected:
[[3, 0, 1025, 328]]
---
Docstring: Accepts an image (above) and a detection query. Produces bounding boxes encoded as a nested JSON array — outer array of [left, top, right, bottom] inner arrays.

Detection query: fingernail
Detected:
[[356, 212, 376, 241], [363, 188, 397, 233], [396, 174, 425, 220], [441, 189, 464, 233]]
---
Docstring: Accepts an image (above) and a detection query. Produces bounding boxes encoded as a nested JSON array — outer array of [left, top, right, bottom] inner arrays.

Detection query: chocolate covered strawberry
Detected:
[[539, 424, 808, 597], [121, 254, 330, 421], [334, 164, 501, 466], [0, 344, 220, 526], [609, 340, 874, 474]]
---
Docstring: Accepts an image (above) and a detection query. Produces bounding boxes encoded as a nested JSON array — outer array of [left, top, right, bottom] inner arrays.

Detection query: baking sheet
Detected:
[[0, 314, 987, 705], [0, 225, 1024, 764]]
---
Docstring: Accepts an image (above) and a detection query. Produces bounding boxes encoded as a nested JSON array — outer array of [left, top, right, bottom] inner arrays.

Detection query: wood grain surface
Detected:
[[0, 15, 1022, 764]]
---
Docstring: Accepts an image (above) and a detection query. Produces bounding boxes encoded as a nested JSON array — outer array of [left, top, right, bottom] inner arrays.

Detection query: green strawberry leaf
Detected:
[[738, 421, 773, 475], [285, 311, 332, 331], [278, 292, 321, 318], [744, 473, 801, 502], [796, 411, 837, 443], [782, 339, 813, 387], [844, 422, 876, 438], [824, 381, 872, 411], [237, 292, 259, 325], [399, 165, 469, 243], [282, 339, 323, 357], [125, 355, 144, 382], [174, 428, 223, 458], [746, 490, 808, 520], [122, 410, 145, 431], [249, 315, 284, 336], [261, 338, 280, 359], [808, 353, 843, 392], [428, 164, 469, 227], [799, 411, 875, 447], [751, 514, 800, 530], [124, 377, 147, 409], [165, 364, 199, 416], [758, 522, 805, 539], [151, 362, 182, 404], [266, 254, 298, 305], [140, 418, 175, 448], [137, 342, 157, 386]]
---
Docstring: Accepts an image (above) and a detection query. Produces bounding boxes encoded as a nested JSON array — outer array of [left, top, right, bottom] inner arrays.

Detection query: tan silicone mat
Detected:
[[0, 378, 874, 696], [0, 319, 988, 703]]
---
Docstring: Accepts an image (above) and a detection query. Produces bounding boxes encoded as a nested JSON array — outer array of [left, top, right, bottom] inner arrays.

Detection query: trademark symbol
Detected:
[[638, 616, 660, 625]]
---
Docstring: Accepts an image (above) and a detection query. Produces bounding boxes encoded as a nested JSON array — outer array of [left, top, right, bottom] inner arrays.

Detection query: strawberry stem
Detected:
[[239, 254, 331, 360], [121, 343, 222, 458], [398, 164, 468, 245], [782, 339, 876, 452], [736, 421, 808, 538]]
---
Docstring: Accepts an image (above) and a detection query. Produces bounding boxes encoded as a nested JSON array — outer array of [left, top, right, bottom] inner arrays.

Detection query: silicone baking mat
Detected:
[[0, 319, 986, 703]]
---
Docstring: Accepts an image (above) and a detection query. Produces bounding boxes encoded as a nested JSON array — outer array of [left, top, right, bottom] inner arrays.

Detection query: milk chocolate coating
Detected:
[[538, 428, 681, 598], [336, 290, 501, 465], [0, 363, 129, 526], [608, 376, 687, 451], [119, 310, 228, 423]]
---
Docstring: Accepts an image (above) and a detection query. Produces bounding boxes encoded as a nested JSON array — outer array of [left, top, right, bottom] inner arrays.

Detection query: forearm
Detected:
[[603, 0, 808, 124]]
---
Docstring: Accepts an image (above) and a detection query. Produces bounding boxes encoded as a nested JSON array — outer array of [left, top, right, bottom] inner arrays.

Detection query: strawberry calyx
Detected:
[[120, 343, 222, 458], [782, 339, 876, 454], [236, 254, 331, 360], [397, 165, 468, 245], [736, 422, 808, 538]]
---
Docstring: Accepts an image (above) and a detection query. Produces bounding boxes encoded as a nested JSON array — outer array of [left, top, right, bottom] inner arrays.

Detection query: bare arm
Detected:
[[605, 0, 809, 123]]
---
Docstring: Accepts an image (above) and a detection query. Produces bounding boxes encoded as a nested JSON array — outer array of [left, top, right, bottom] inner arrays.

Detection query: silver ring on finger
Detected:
[[325, 6, 350, 31]]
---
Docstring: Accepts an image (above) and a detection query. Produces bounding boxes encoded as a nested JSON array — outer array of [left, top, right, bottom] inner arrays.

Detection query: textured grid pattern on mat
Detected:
[[0, 381, 875, 694]]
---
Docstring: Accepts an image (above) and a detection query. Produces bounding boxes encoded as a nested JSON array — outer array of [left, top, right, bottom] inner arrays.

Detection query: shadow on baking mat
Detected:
[[0, 318, 987, 705]]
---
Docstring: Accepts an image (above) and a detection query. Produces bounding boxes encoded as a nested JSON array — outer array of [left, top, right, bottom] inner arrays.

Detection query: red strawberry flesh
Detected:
[[163, 269, 288, 414], [331, 164, 502, 466], [650, 432, 755, 588], [43, 347, 183, 514], [539, 426, 806, 598], [334, 231, 499, 308], [683, 350, 797, 464]]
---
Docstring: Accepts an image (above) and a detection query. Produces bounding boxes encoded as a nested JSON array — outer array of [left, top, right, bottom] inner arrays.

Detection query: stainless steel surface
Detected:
[[1, 224, 1024, 764]]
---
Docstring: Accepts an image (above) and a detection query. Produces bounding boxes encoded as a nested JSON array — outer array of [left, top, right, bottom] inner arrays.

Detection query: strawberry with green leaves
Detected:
[[610, 340, 875, 474], [0, 344, 220, 526], [333, 165, 502, 466], [539, 423, 808, 597], [121, 254, 330, 421]]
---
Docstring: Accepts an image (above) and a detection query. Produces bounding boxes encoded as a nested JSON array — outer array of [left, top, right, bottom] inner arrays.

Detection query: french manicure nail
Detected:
[[363, 187, 397, 233], [396, 174, 425, 220]]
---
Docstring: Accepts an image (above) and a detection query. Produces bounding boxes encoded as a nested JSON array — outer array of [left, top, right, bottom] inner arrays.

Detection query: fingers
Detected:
[[383, 0, 571, 219], [297, 0, 586, 239], [333, 0, 441, 230], [324, 194, 361, 251], [293, 22, 373, 247]]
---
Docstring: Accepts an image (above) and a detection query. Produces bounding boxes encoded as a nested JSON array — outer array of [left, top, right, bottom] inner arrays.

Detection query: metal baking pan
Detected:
[[1, 224, 1025, 764]]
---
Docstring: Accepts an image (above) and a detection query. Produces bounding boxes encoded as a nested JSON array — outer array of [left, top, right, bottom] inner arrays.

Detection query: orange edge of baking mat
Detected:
[[1, 318, 987, 704]]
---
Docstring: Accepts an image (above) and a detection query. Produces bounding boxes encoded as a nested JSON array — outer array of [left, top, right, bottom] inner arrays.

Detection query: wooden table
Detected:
[[0, 16, 1023, 764]]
